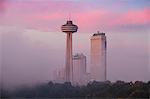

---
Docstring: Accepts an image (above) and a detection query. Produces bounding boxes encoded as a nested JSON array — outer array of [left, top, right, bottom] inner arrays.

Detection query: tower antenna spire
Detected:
[[68, 13, 71, 21]]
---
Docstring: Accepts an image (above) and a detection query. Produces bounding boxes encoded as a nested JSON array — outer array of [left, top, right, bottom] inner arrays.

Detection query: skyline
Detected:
[[1, 29, 149, 88], [0, 0, 150, 89]]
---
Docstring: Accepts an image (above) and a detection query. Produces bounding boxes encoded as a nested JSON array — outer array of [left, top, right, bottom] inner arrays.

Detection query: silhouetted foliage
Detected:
[[1, 81, 149, 98], [1, 88, 10, 98]]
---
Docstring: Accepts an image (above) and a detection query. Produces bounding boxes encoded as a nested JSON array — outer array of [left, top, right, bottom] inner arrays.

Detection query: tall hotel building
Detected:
[[90, 32, 107, 81]]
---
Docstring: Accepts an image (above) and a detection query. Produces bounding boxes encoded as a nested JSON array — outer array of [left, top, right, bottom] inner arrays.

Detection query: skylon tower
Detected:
[[61, 20, 78, 82]]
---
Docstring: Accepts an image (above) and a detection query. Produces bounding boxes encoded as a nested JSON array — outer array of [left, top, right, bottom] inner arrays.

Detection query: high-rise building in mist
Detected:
[[53, 68, 65, 83], [73, 53, 87, 85], [61, 20, 78, 82], [90, 31, 107, 81]]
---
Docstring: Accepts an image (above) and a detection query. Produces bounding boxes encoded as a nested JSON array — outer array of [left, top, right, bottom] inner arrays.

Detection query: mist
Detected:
[[0, 26, 149, 89], [1, 27, 66, 89]]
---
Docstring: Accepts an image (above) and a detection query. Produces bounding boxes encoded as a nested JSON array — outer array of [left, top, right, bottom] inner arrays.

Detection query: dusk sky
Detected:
[[0, 0, 150, 89]]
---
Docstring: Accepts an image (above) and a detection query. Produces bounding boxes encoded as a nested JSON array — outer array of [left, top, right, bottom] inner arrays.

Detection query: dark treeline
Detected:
[[1, 81, 149, 98]]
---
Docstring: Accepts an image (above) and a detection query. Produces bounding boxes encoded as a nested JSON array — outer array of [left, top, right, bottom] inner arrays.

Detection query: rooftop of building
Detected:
[[93, 31, 105, 36], [73, 53, 86, 59]]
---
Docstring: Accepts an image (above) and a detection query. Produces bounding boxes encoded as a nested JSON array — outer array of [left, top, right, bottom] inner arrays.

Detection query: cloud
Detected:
[[74, 8, 150, 31], [0, 0, 6, 13], [0, 0, 150, 32], [109, 8, 150, 27], [1, 28, 66, 88]]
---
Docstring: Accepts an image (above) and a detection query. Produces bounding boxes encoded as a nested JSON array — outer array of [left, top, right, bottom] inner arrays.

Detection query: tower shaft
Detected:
[[66, 33, 73, 82]]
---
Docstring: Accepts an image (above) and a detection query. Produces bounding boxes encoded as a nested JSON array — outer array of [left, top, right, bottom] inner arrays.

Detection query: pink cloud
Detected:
[[26, 9, 108, 32], [1, 0, 150, 32], [75, 8, 150, 31], [24, 8, 150, 32], [0, 0, 5, 13], [109, 8, 150, 27], [75, 10, 107, 28], [30, 12, 65, 21]]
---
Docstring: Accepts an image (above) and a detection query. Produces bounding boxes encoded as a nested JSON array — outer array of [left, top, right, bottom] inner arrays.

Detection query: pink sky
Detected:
[[0, 0, 150, 32]]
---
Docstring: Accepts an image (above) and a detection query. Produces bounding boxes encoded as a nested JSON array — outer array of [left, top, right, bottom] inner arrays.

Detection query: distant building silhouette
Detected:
[[53, 68, 65, 83], [90, 31, 107, 81], [73, 53, 89, 85]]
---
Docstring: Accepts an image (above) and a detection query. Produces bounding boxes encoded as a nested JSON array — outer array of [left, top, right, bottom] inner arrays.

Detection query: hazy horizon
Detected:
[[0, 0, 150, 89]]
